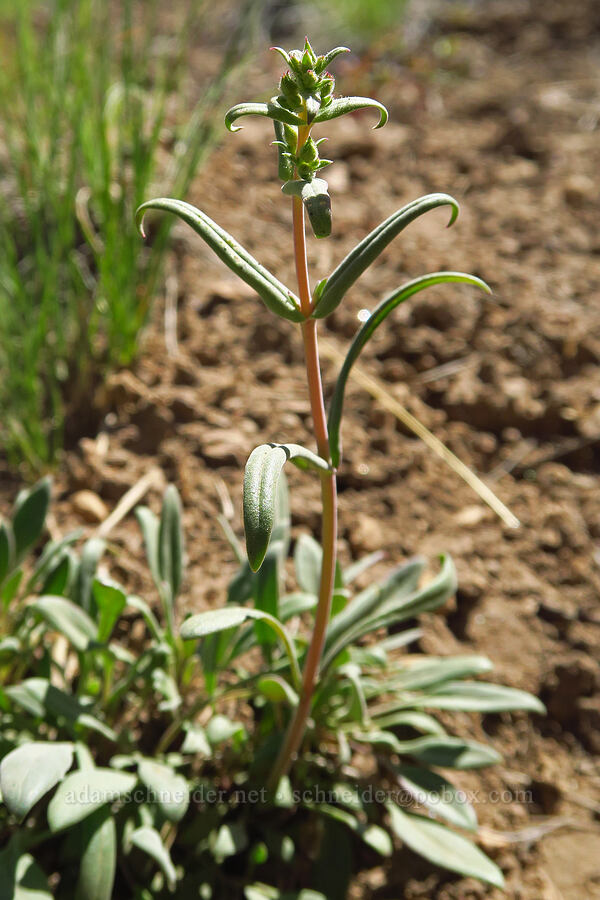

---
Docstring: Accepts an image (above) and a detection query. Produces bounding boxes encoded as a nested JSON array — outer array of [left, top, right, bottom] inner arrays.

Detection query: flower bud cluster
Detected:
[[271, 39, 348, 182]]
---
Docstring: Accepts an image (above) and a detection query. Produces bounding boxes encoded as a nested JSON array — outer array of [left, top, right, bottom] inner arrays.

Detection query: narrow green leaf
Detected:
[[151, 669, 182, 713], [313, 96, 388, 129], [388, 656, 494, 693], [129, 826, 177, 891], [313, 194, 459, 318], [12, 477, 51, 562], [74, 537, 105, 614], [257, 675, 299, 707], [158, 485, 184, 607], [370, 710, 446, 735], [48, 769, 137, 831], [4, 679, 117, 741], [181, 607, 301, 689], [294, 533, 322, 595], [273, 121, 295, 181], [135, 507, 161, 588], [342, 550, 384, 586], [30, 595, 97, 651], [282, 178, 331, 238], [75, 807, 116, 900], [327, 272, 491, 466], [386, 804, 504, 888], [0, 742, 73, 821], [40, 551, 74, 596], [244, 444, 329, 572], [137, 198, 303, 322], [353, 732, 502, 769], [0, 843, 52, 899], [225, 100, 304, 132], [313, 804, 392, 856], [181, 724, 211, 756], [0, 520, 14, 585], [279, 592, 317, 620], [1, 570, 22, 608], [92, 579, 126, 644], [316, 46, 350, 72], [25, 530, 82, 594], [324, 556, 425, 655], [205, 714, 246, 745], [211, 822, 248, 861], [395, 765, 478, 831], [138, 759, 189, 822], [414, 681, 546, 714]]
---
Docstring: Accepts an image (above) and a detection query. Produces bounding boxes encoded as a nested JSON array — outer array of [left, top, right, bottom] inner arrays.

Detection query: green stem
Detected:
[[268, 132, 338, 789]]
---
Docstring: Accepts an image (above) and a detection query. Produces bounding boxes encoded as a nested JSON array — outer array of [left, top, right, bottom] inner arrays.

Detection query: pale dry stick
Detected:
[[319, 338, 520, 529], [477, 817, 593, 849], [96, 467, 163, 539]]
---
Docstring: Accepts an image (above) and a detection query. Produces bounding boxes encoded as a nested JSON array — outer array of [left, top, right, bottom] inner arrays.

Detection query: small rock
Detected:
[[199, 429, 249, 467], [72, 490, 108, 524], [349, 515, 385, 554], [455, 505, 489, 527], [563, 174, 595, 208]]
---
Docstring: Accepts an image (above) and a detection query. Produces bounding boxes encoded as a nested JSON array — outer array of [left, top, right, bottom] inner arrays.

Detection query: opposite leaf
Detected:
[[313, 193, 459, 318], [137, 198, 303, 322], [244, 444, 329, 572], [313, 96, 388, 129], [225, 100, 304, 132], [328, 272, 491, 466], [0, 742, 73, 822]]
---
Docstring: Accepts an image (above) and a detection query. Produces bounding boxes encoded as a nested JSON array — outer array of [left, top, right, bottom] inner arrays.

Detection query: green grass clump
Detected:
[[0, 0, 253, 469]]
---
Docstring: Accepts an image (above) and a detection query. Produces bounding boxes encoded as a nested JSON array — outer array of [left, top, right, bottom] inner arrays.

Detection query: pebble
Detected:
[[71, 490, 108, 524]]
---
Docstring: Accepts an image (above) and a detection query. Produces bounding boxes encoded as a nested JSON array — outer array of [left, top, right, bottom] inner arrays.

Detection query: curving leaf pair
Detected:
[[136, 198, 303, 323], [244, 444, 330, 572], [225, 96, 388, 134]]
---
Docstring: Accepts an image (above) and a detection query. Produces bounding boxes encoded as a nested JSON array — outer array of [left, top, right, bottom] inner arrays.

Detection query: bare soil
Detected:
[[2, 1, 599, 897]]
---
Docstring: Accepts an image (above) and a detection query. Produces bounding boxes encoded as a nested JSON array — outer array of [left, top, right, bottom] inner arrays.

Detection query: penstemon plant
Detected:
[[0, 39, 545, 900], [136, 37, 495, 787]]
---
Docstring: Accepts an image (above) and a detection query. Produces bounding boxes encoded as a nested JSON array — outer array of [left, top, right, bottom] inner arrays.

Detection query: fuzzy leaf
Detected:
[[257, 675, 299, 707], [244, 444, 329, 572], [74, 537, 105, 614], [129, 826, 177, 891], [282, 178, 331, 238], [182, 607, 301, 689], [313, 194, 459, 318], [75, 807, 116, 900], [0, 742, 73, 821], [136, 506, 161, 588], [0, 520, 13, 585], [12, 477, 51, 563], [159, 484, 184, 607], [92, 579, 126, 644], [313, 804, 392, 856], [225, 101, 304, 132], [137, 198, 303, 322], [138, 759, 189, 822], [414, 680, 546, 714], [395, 765, 477, 831], [312, 96, 388, 129], [48, 769, 137, 831], [386, 804, 504, 888], [25, 530, 82, 594], [353, 732, 502, 769], [31, 596, 97, 651], [328, 272, 491, 466]]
